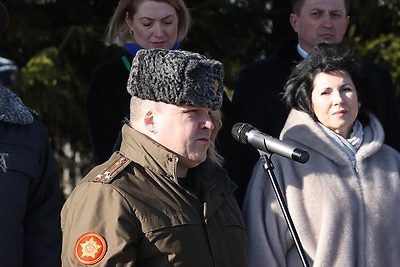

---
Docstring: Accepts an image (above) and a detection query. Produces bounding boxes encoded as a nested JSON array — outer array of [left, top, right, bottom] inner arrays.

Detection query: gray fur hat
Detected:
[[127, 49, 224, 110]]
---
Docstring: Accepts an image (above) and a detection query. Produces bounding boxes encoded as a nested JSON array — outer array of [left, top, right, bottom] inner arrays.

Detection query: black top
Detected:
[[86, 53, 134, 164]]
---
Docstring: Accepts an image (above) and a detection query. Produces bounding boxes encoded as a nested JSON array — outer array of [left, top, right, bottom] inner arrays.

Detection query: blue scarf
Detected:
[[123, 42, 181, 56], [122, 42, 181, 71]]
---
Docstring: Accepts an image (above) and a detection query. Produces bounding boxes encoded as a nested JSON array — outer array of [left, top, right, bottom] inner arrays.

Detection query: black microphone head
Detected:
[[292, 148, 310, 164], [231, 123, 255, 144]]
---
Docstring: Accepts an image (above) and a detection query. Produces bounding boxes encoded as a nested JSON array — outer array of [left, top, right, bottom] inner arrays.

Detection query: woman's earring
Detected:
[[129, 30, 133, 35]]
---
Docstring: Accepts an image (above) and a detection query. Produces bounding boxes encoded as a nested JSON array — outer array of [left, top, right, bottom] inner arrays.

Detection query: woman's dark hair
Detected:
[[282, 43, 375, 124]]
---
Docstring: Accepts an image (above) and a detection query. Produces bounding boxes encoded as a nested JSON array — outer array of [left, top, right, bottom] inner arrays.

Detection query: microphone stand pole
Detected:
[[259, 150, 310, 267]]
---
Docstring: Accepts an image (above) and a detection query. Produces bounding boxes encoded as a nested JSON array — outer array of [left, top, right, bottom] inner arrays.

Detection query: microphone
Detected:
[[231, 123, 309, 164]]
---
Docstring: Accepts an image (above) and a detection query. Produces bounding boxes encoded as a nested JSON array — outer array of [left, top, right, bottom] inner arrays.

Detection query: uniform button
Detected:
[[167, 156, 173, 162]]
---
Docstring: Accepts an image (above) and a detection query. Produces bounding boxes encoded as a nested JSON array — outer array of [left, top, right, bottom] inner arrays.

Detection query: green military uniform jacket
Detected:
[[61, 124, 247, 266]]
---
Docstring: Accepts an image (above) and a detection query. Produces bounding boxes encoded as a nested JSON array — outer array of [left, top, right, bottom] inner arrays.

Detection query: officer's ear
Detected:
[[144, 109, 157, 134]]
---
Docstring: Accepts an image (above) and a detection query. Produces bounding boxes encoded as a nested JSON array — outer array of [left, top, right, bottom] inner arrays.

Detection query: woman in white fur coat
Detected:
[[243, 43, 400, 267]]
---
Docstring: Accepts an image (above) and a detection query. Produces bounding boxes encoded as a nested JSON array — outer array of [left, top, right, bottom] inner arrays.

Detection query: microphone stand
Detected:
[[259, 150, 310, 267]]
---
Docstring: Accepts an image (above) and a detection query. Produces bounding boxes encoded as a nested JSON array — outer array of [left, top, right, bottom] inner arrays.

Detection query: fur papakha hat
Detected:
[[127, 49, 224, 110]]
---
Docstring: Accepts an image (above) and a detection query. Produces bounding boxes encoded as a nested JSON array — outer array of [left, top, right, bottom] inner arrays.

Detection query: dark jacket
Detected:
[[62, 124, 247, 266], [0, 87, 62, 266], [226, 39, 400, 207], [86, 53, 133, 165]]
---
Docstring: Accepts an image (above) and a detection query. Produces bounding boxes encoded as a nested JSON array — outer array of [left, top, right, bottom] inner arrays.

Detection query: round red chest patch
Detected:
[[74, 232, 107, 265]]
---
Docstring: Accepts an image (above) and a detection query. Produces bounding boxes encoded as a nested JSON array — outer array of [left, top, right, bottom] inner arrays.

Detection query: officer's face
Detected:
[[151, 102, 215, 177]]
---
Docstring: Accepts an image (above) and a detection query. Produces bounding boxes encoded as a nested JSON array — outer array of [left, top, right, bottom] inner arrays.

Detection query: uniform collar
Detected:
[[119, 124, 179, 181]]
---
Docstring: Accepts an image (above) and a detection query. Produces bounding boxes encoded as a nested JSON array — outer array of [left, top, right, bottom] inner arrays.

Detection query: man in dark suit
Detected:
[[226, 0, 400, 207]]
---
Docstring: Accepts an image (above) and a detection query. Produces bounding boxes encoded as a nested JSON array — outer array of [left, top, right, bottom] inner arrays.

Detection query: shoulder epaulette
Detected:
[[91, 154, 131, 184]]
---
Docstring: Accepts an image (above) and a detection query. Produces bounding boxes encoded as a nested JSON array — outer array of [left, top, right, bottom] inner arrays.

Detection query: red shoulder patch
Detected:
[[74, 232, 107, 265]]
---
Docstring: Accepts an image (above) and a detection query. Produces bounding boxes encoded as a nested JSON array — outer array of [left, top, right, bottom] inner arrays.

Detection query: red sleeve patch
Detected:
[[74, 232, 107, 265]]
